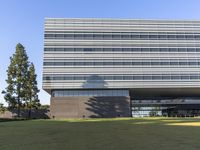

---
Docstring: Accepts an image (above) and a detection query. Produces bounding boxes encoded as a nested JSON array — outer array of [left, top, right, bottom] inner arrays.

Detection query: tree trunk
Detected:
[[17, 97, 20, 118], [17, 82, 21, 118], [28, 107, 31, 119]]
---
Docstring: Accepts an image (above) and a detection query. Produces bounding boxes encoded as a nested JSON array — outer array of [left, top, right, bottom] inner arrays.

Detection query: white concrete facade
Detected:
[[43, 18, 200, 94]]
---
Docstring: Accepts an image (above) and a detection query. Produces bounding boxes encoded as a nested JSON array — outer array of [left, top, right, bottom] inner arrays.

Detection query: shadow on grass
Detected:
[[0, 117, 49, 123], [48, 117, 200, 127], [2, 117, 200, 128], [0, 118, 28, 122]]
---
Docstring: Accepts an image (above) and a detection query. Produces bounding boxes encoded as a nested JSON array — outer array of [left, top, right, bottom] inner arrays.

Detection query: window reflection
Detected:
[[52, 90, 129, 97], [44, 47, 200, 52]]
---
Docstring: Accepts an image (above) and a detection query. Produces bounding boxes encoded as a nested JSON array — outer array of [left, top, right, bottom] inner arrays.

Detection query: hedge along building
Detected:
[[43, 18, 200, 118]]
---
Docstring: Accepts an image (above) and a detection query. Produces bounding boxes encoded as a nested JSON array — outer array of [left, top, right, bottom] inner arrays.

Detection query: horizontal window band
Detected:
[[44, 33, 200, 40], [43, 66, 200, 69], [51, 89, 129, 97], [45, 31, 200, 34], [43, 74, 200, 81], [43, 61, 200, 66], [43, 59, 200, 61], [44, 48, 200, 52]]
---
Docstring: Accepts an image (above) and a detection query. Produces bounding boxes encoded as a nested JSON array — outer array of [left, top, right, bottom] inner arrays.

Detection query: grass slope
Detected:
[[0, 118, 200, 150]]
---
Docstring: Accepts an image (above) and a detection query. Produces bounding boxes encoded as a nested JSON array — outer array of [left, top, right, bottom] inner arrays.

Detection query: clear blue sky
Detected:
[[0, 0, 200, 105]]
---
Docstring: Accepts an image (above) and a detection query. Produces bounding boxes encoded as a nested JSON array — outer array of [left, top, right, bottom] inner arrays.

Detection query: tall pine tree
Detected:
[[4, 43, 29, 117], [4, 43, 40, 118], [25, 63, 40, 118], [3, 43, 40, 117]]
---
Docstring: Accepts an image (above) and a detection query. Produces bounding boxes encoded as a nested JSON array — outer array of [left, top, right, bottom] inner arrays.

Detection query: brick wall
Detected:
[[50, 96, 131, 118]]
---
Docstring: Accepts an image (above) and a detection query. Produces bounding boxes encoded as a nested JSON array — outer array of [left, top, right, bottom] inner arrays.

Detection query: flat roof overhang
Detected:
[[43, 87, 200, 97], [130, 88, 200, 99]]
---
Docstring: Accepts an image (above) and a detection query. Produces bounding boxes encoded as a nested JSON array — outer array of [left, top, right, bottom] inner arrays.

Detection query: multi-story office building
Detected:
[[43, 18, 200, 118]]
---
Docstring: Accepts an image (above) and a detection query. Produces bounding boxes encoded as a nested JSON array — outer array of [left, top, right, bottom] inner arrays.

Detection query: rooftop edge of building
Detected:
[[44, 17, 200, 23]]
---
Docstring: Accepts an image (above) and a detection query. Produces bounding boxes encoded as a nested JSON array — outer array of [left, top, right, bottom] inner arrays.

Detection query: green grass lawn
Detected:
[[1, 117, 200, 150]]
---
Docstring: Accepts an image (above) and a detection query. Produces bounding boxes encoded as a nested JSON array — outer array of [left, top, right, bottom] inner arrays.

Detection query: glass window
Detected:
[[74, 62, 84, 66], [123, 62, 132, 65], [64, 76, 73, 80], [194, 35, 200, 39], [44, 62, 53, 66], [170, 62, 179, 65], [93, 34, 103, 39], [161, 62, 170, 65], [181, 76, 190, 80], [74, 76, 84, 80], [103, 62, 113, 65], [104, 76, 113, 80], [190, 75, 199, 79], [168, 35, 176, 39], [44, 48, 54, 51], [176, 35, 185, 39], [152, 76, 162, 80], [103, 48, 110, 52], [142, 62, 151, 65], [158, 35, 167, 39], [113, 48, 122, 51], [171, 76, 180, 80], [131, 34, 140, 39], [45, 34, 55, 38], [140, 35, 149, 39], [149, 35, 157, 39], [132, 62, 142, 65], [189, 62, 198, 65], [160, 48, 167, 52], [143, 76, 152, 80], [64, 34, 74, 39], [94, 48, 103, 52], [169, 48, 178, 52], [150, 48, 159, 52], [55, 34, 64, 39], [53, 76, 62, 80], [74, 34, 83, 39], [179, 62, 187, 65], [123, 48, 131, 52], [55, 62, 64, 66], [52, 90, 127, 97], [84, 62, 93, 66], [151, 62, 160, 65], [114, 62, 123, 65], [65, 48, 74, 51], [178, 48, 187, 52], [133, 76, 143, 80], [44, 76, 52, 80], [64, 62, 73, 66], [123, 76, 133, 80], [84, 34, 93, 39], [187, 48, 196, 52], [54, 48, 61, 51], [133, 48, 141, 52], [141, 48, 150, 52], [113, 76, 123, 80], [185, 35, 194, 39], [112, 34, 121, 39], [89, 75, 102, 80], [94, 62, 103, 66], [162, 76, 171, 80], [83, 48, 93, 52], [68, 91, 73, 96], [103, 34, 112, 39], [121, 34, 131, 39], [74, 48, 82, 52]]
